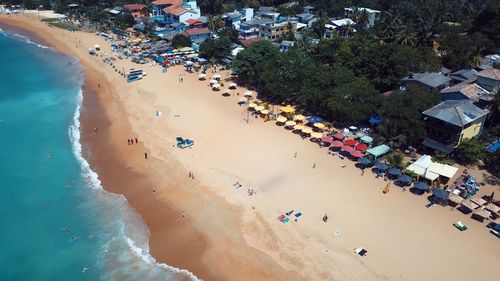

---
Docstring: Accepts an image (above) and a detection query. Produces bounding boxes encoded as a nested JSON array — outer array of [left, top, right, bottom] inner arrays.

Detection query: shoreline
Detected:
[[0, 14, 297, 281], [1, 13, 499, 281]]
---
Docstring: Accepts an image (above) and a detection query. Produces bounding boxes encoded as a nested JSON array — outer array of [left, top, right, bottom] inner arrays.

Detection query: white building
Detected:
[[344, 7, 381, 27]]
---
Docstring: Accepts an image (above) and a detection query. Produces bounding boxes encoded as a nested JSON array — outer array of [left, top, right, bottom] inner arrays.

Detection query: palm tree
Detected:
[[387, 153, 405, 169], [207, 15, 224, 32]]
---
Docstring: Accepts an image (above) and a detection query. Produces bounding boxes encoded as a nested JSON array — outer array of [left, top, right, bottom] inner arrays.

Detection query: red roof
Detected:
[[125, 4, 147, 11], [163, 5, 187, 16], [239, 37, 261, 47], [183, 27, 210, 36], [152, 0, 182, 5], [185, 18, 203, 26]]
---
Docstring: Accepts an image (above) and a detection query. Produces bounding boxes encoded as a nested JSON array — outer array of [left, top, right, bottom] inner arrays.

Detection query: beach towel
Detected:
[[283, 218, 290, 223], [294, 212, 302, 218], [354, 247, 367, 256], [278, 215, 286, 222]]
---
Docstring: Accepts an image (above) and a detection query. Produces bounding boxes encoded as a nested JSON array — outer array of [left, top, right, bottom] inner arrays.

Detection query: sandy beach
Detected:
[[2, 13, 499, 281]]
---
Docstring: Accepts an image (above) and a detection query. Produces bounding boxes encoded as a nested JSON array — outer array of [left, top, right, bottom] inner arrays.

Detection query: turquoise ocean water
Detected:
[[0, 27, 198, 280]]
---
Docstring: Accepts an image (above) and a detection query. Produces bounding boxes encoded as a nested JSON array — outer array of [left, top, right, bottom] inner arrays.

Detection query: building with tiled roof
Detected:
[[422, 100, 489, 152], [182, 27, 211, 43], [476, 68, 500, 91], [441, 81, 493, 107], [124, 4, 149, 19], [152, 0, 201, 25]]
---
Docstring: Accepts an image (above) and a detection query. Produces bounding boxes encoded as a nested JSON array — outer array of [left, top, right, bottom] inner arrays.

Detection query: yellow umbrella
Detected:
[[293, 124, 304, 130], [279, 105, 296, 114], [260, 109, 270, 115], [313, 123, 325, 129], [293, 114, 306, 121], [248, 103, 257, 108], [285, 120, 296, 126], [311, 132, 323, 139], [276, 116, 287, 123], [255, 105, 265, 111], [301, 128, 313, 134]]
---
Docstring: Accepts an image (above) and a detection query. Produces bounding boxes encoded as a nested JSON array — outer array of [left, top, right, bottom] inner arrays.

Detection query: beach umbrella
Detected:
[[293, 114, 306, 121], [198, 73, 206, 80], [209, 79, 217, 85], [357, 157, 372, 166], [212, 83, 221, 88], [374, 162, 389, 171], [350, 150, 364, 158], [293, 124, 304, 130], [313, 123, 325, 129], [307, 116, 324, 123], [368, 116, 383, 125], [341, 145, 354, 153], [398, 175, 413, 184], [388, 168, 402, 176], [433, 189, 449, 201], [229, 82, 237, 89], [213, 74, 221, 80], [285, 120, 296, 127], [311, 132, 323, 139], [331, 141, 343, 148], [413, 181, 429, 191], [248, 103, 257, 108], [279, 105, 295, 114], [321, 136, 333, 143], [355, 143, 368, 151], [94, 44, 101, 50], [255, 105, 265, 111], [244, 91, 253, 97], [276, 116, 287, 123], [333, 133, 345, 140], [344, 139, 358, 146], [222, 89, 231, 96], [301, 128, 313, 134], [260, 109, 270, 115]]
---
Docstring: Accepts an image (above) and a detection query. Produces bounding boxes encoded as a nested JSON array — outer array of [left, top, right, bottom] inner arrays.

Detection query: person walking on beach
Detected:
[[144, 152, 148, 159], [135, 138, 138, 144], [361, 168, 365, 176], [127, 139, 131, 145], [323, 214, 328, 222], [294, 152, 297, 158], [312, 163, 316, 169]]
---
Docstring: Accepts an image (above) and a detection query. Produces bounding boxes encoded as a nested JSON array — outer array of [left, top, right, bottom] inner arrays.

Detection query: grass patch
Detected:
[[41, 18, 58, 23], [48, 22, 80, 31]]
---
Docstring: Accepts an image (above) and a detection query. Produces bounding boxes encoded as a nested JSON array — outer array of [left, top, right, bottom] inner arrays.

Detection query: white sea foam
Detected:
[[69, 88, 201, 280], [0, 27, 52, 49]]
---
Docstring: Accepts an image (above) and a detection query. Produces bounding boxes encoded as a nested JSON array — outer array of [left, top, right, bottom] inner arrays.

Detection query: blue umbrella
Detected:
[[414, 181, 429, 191], [307, 116, 324, 123], [374, 162, 389, 170], [388, 167, 402, 176], [357, 158, 372, 166], [398, 175, 413, 184], [433, 189, 449, 200], [368, 116, 383, 125]]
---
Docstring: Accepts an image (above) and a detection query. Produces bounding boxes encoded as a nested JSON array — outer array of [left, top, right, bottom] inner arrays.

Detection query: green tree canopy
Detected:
[[454, 139, 486, 165], [171, 34, 192, 48]]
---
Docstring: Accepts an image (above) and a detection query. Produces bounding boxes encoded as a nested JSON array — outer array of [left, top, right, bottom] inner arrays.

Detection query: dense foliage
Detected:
[[172, 34, 192, 48], [454, 139, 486, 165]]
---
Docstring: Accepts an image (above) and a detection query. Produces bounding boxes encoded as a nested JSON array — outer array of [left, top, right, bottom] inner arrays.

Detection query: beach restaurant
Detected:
[[406, 155, 458, 183]]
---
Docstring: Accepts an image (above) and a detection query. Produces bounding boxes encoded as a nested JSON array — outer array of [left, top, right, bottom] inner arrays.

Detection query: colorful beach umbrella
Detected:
[[350, 150, 364, 158], [333, 133, 345, 140], [341, 145, 354, 153], [313, 123, 325, 129], [279, 105, 295, 113], [321, 136, 333, 143], [398, 175, 413, 184], [355, 143, 368, 151], [374, 162, 389, 170], [293, 124, 304, 130], [311, 132, 323, 139], [293, 114, 306, 121], [357, 157, 372, 166], [344, 139, 358, 146], [285, 120, 296, 126], [276, 116, 287, 123], [260, 109, 270, 115], [301, 128, 313, 134], [307, 116, 324, 123], [414, 181, 429, 191], [248, 103, 257, 108], [331, 141, 343, 147], [254, 105, 265, 111]]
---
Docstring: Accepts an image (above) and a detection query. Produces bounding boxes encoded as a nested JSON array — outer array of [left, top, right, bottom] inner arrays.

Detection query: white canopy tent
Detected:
[[406, 155, 458, 182]]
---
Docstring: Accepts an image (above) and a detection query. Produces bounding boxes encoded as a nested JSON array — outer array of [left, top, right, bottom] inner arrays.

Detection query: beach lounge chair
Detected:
[[453, 221, 467, 231], [354, 247, 367, 256]]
